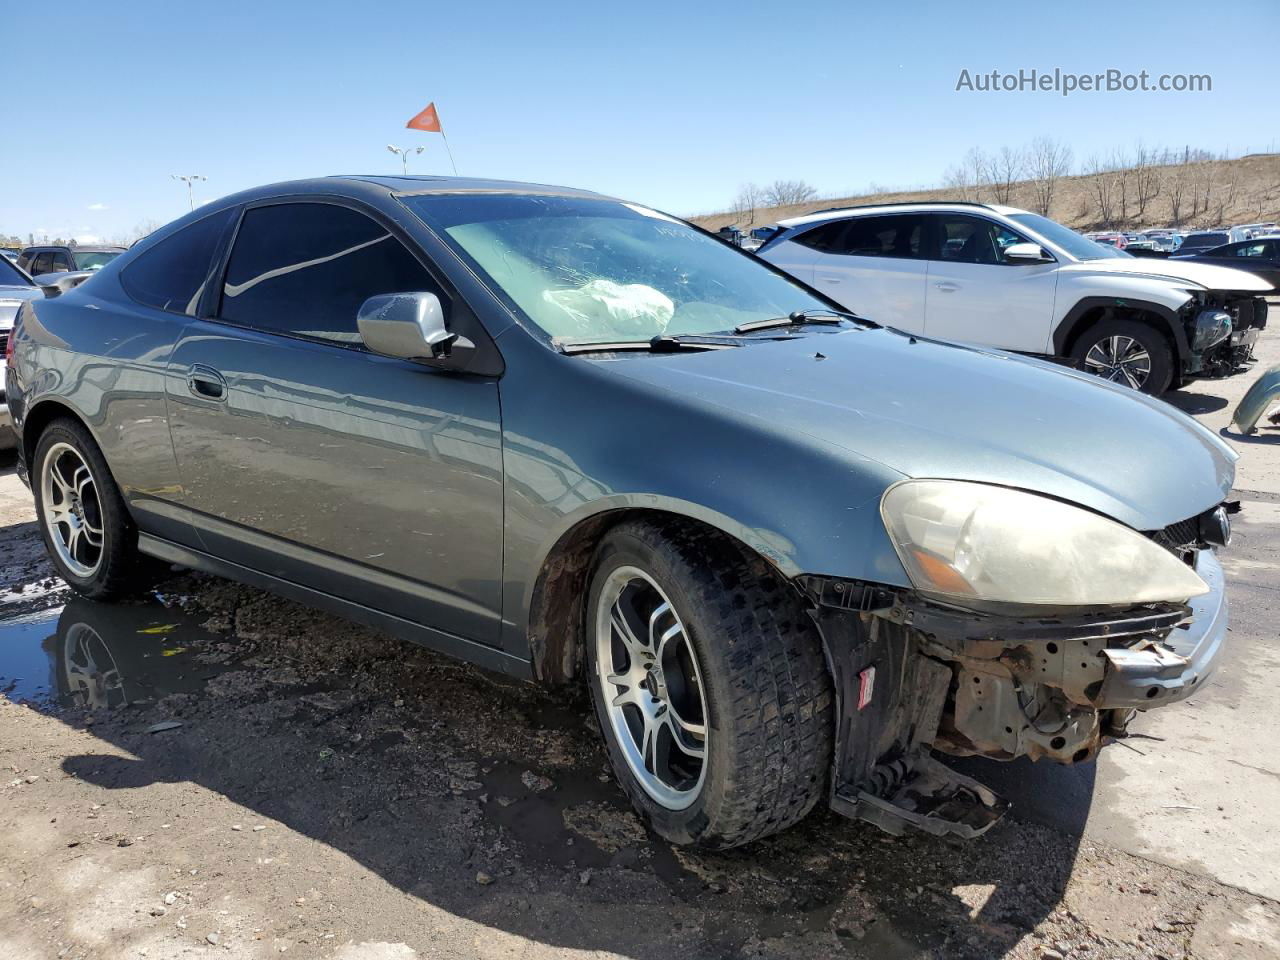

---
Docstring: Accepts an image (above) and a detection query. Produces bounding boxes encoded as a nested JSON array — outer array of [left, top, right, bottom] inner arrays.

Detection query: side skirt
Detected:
[[137, 533, 534, 681]]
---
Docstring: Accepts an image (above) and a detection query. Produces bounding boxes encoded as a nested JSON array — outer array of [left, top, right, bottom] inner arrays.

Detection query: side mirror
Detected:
[[356, 292, 474, 369], [1004, 242, 1051, 264]]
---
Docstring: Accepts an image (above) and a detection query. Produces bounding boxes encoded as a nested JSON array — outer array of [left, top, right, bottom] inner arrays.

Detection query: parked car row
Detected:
[[754, 201, 1270, 394], [3, 175, 1245, 849]]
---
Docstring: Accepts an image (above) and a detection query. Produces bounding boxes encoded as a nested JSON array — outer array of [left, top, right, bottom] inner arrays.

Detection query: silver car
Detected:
[[6, 176, 1236, 847], [0, 256, 44, 449]]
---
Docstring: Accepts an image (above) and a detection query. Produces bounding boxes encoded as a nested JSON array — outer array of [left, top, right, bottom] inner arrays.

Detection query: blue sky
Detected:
[[3, 0, 1276, 242]]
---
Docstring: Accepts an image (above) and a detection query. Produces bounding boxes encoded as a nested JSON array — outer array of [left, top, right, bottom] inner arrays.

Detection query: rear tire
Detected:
[[32, 418, 152, 600], [585, 520, 833, 849], [1070, 317, 1174, 395]]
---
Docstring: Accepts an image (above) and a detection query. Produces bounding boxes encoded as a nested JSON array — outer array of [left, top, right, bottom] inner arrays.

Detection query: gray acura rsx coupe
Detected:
[[5, 176, 1236, 847]]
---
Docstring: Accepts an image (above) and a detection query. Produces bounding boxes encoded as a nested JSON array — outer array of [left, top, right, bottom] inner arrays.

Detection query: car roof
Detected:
[[21, 244, 125, 252], [204, 175, 610, 210], [128, 176, 629, 260], [777, 201, 1031, 228]]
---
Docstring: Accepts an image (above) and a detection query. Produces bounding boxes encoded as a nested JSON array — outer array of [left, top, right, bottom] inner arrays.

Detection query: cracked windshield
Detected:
[[402, 194, 832, 344]]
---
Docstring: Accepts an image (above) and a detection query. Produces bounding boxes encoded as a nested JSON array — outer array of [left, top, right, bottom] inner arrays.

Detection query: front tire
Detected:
[[32, 418, 150, 600], [586, 520, 833, 849], [1070, 317, 1174, 395]]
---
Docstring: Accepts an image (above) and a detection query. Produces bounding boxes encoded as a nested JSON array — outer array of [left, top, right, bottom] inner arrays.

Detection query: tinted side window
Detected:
[[837, 215, 924, 258], [220, 203, 439, 344], [30, 253, 55, 275], [17, 252, 33, 271], [933, 216, 1029, 265], [52, 252, 74, 271], [122, 210, 234, 315], [791, 221, 848, 253]]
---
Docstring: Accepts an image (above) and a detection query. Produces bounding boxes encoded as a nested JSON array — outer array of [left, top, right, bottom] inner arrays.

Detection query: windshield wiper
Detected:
[[559, 334, 743, 355], [733, 308, 878, 334]]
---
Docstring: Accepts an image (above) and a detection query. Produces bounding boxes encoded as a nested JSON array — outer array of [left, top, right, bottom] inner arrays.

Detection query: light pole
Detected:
[[387, 144, 424, 174], [171, 174, 206, 212]]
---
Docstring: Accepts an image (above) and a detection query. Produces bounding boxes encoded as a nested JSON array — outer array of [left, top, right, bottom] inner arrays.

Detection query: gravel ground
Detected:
[[1, 453, 1278, 959]]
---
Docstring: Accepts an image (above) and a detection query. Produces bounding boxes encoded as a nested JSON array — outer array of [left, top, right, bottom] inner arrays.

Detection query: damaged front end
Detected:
[[1184, 291, 1269, 377], [797, 543, 1229, 840]]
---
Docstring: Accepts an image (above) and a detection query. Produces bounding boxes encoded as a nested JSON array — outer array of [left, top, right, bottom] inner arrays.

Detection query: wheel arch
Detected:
[[20, 397, 100, 472], [525, 504, 800, 685], [1053, 296, 1189, 362]]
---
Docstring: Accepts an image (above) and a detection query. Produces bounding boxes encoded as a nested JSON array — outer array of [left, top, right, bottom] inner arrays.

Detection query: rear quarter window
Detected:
[[121, 209, 236, 315]]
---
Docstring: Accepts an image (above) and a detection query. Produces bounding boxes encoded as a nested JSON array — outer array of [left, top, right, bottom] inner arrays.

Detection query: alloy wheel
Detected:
[[595, 566, 708, 810], [40, 442, 105, 578], [1083, 335, 1152, 389]]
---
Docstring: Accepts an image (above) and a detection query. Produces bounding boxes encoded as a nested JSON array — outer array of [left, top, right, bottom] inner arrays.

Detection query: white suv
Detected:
[[757, 202, 1271, 394]]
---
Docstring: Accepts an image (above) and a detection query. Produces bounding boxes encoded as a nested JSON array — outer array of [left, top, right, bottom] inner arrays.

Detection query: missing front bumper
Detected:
[[803, 549, 1227, 838]]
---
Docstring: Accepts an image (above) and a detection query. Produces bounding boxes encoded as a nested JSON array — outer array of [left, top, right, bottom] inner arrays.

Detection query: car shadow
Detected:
[[1220, 424, 1280, 444], [1163, 390, 1230, 415]]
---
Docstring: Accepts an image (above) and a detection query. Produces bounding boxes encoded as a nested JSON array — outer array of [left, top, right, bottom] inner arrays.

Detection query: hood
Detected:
[[605, 329, 1236, 532], [0, 284, 43, 329], [1065, 257, 1273, 292]]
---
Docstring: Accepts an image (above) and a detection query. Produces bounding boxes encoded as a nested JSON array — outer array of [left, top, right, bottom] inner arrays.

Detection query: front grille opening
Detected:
[[1148, 515, 1203, 566]]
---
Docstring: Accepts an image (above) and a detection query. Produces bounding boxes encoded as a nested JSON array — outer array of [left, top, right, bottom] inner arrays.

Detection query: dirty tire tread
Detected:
[[587, 519, 834, 849], [31, 417, 151, 601]]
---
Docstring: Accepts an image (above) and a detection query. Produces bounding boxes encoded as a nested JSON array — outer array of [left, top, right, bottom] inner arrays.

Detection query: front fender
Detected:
[[1053, 290, 1192, 358], [495, 334, 912, 662]]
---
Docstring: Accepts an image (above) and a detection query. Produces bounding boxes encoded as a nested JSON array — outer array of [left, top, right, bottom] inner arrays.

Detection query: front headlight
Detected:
[[880, 480, 1208, 607]]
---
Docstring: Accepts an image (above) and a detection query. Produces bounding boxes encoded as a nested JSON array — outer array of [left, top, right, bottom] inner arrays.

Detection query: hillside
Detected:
[[692, 153, 1280, 235]]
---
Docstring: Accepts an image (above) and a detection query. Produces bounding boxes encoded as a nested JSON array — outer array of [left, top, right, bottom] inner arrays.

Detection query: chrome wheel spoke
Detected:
[[66, 525, 84, 563], [664, 712, 706, 759], [639, 707, 661, 773], [610, 599, 648, 658], [50, 458, 75, 502], [72, 465, 93, 499], [647, 601, 671, 648], [609, 681, 641, 709]]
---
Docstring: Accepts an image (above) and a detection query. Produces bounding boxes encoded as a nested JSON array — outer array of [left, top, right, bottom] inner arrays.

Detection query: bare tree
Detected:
[[762, 179, 817, 207], [1027, 137, 1072, 217], [1216, 167, 1240, 224], [1167, 160, 1189, 227], [1132, 142, 1162, 219], [983, 146, 1024, 205], [731, 183, 762, 226], [1086, 154, 1117, 227], [1192, 158, 1215, 220], [942, 162, 977, 202], [1110, 149, 1132, 226], [964, 147, 989, 201], [1252, 174, 1280, 218]]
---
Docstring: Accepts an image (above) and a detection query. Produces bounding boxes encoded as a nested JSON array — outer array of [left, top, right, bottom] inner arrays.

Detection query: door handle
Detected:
[[187, 364, 227, 401], [933, 281, 960, 292], [815, 274, 842, 283]]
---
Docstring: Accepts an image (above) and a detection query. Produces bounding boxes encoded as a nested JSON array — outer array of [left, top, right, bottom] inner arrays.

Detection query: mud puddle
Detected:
[[0, 595, 231, 711]]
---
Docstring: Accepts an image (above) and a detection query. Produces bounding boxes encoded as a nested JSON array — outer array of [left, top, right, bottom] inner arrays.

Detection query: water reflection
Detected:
[[0, 598, 227, 710]]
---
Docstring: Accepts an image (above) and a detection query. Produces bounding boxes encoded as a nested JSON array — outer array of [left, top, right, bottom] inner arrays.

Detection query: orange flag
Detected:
[[406, 102, 442, 132]]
